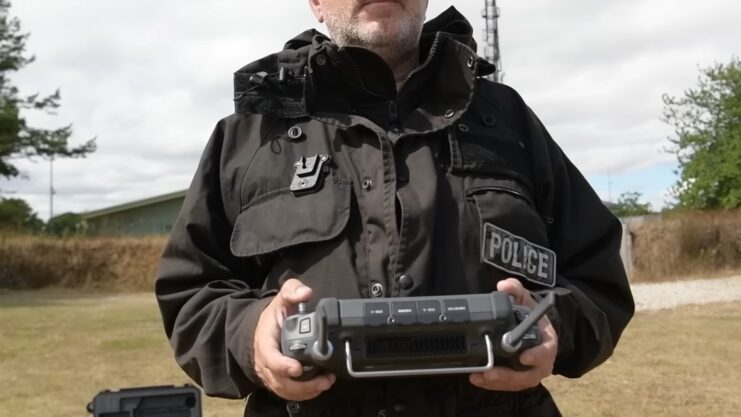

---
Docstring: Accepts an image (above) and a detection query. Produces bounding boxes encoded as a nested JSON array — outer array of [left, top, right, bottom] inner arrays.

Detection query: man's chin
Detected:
[[356, 22, 405, 43]]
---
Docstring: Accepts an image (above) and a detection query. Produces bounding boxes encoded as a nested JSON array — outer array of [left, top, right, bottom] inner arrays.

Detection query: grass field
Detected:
[[1, 290, 739, 417]]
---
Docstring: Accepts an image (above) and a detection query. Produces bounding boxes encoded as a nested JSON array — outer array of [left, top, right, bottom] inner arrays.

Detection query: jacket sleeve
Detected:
[[155, 120, 272, 399], [527, 110, 635, 378]]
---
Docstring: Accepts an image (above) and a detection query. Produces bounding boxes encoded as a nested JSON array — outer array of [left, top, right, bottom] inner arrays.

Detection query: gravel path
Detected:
[[631, 275, 741, 311]]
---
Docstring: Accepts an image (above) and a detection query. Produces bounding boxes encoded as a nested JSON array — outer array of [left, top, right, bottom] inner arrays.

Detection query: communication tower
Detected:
[[482, 0, 502, 82]]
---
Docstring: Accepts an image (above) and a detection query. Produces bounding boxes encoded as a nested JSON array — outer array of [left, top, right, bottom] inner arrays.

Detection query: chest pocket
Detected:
[[230, 175, 352, 257], [448, 115, 556, 289], [465, 177, 556, 288]]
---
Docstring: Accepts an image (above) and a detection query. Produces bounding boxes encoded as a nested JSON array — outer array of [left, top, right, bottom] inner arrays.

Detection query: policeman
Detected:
[[155, 1, 634, 416]]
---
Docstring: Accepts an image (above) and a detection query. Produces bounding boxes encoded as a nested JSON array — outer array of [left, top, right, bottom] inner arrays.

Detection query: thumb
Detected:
[[279, 278, 314, 306], [497, 278, 529, 306]]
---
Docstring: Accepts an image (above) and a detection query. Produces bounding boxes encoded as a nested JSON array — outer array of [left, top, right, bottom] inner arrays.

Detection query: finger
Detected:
[[279, 279, 314, 305], [470, 366, 543, 392], [273, 373, 337, 402], [519, 328, 557, 367], [519, 341, 555, 368], [496, 278, 533, 307], [258, 343, 305, 378]]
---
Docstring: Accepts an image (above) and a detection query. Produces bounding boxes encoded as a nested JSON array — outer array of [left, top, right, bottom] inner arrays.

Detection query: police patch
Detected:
[[481, 223, 557, 287]]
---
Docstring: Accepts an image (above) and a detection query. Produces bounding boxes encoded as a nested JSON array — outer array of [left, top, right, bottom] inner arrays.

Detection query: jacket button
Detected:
[[444, 109, 456, 118], [393, 400, 407, 413], [482, 114, 497, 126], [362, 178, 374, 191], [398, 274, 413, 290], [370, 282, 384, 297], [287, 125, 303, 140], [286, 402, 300, 413]]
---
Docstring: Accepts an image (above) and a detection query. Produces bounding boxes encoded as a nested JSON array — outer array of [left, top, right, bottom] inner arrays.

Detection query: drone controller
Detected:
[[281, 291, 555, 380]]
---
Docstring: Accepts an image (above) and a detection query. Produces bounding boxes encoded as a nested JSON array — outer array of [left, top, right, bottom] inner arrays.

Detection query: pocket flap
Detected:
[[230, 177, 351, 257]]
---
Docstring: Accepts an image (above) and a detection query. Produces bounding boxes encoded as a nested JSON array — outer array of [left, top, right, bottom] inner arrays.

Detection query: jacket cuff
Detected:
[[229, 293, 277, 389]]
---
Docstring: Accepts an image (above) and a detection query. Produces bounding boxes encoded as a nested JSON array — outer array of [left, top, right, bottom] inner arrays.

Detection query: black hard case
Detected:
[[87, 385, 202, 417]]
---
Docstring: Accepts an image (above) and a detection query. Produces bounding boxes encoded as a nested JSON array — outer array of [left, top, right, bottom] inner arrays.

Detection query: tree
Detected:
[[0, 196, 43, 231], [663, 58, 741, 210], [610, 191, 652, 218], [46, 211, 84, 236], [0, 0, 95, 180]]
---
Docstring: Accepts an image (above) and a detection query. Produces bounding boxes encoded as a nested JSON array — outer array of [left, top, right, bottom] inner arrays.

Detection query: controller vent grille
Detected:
[[366, 335, 467, 357]]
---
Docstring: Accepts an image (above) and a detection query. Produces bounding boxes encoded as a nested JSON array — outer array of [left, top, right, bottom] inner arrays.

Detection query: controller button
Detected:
[[365, 302, 391, 326], [514, 309, 525, 322], [398, 274, 414, 290], [289, 343, 307, 352], [417, 300, 441, 324], [299, 318, 311, 334], [443, 299, 470, 323], [391, 301, 418, 324]]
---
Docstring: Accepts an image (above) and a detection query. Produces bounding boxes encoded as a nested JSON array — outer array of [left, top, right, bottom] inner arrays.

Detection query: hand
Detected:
[[253, 278, 336, 401], [469, 278, 558, 391]]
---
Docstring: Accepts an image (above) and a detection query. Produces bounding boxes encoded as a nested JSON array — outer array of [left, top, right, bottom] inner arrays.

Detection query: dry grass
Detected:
[[545, 302, 741, 417], [2, 208, 741, 291], [0, 289, 244, 417], [631, 209, 741, 283], [0, 235, 167, 291], [0, 289, 739, 417]]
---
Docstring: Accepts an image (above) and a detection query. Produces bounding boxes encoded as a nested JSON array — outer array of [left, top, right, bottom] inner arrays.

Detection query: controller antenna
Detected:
[[501, 292, 555, 353]]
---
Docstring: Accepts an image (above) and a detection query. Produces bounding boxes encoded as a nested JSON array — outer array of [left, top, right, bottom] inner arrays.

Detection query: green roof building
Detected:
[[81, 190, 186, 236]]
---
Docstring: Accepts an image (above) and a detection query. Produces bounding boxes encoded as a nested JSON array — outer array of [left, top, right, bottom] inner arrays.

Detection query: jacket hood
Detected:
[[233, 6, 494, 117]]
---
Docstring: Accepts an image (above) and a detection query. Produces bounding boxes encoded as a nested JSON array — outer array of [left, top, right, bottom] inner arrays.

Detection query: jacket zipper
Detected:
[[388, 101, 401, 131], [389, 36, 442, 134], [398, 35, 442, 92], [465, 185, 535, 208]]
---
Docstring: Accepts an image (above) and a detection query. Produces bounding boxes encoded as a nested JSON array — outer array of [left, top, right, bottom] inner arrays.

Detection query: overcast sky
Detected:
[[2, 0, 740, 219]]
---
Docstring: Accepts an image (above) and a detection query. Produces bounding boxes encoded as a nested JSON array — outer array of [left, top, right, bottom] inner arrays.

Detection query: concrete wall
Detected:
[[619, 215, 662, 281], [621, 223, 634, 280]]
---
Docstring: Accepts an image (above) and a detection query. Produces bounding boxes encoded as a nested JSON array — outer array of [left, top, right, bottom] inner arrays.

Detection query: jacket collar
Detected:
[[234, 7, 494, 130]]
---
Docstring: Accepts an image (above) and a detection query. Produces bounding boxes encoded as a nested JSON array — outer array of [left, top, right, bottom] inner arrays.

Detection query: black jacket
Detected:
[[156, 7, 634, 417]]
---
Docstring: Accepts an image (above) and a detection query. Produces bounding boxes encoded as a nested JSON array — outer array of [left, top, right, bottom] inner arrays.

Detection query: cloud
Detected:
[[3, 0, 740, 217]]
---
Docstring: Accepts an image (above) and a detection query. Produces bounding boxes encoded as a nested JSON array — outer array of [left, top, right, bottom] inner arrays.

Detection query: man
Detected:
[[156, 1, 634, 416]]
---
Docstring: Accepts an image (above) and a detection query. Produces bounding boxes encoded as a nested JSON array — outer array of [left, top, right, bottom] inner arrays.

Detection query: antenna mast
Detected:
[[482, 0, 502, 82]]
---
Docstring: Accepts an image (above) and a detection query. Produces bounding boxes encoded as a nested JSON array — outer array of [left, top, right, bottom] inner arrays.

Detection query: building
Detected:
[[81, 190, 186, 236]]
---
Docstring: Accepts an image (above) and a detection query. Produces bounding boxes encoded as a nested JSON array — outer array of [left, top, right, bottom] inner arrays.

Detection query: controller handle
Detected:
[[501, 292, 555, 353]]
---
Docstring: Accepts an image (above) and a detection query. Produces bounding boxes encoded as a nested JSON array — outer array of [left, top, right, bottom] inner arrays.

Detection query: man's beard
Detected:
[[324, 8, 425, 63]]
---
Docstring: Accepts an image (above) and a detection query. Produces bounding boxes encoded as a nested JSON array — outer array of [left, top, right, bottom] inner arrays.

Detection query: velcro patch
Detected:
[[481, 223, 556, 287]]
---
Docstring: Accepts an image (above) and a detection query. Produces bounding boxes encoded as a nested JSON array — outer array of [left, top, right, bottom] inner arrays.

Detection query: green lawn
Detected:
[[0, 289, 739, 417]]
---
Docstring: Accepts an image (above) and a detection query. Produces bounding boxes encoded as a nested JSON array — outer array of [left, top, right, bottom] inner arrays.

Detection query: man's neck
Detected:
[[386, 47, 420, 91], [362, 44, 420, 92]]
